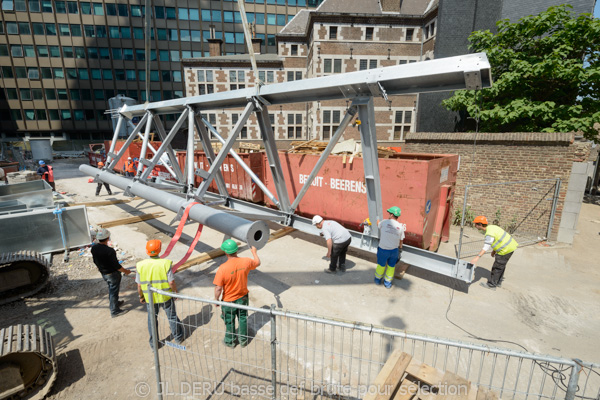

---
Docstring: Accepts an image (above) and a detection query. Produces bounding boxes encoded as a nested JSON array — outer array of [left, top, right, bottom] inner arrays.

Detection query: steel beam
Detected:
[[106, 112, 148, 169], [119, 53, 492, 117], [204, 193, 474, 283], [194, 115, 229, 197], [150, 113, 186, 183], [80, 165, 270, 249]]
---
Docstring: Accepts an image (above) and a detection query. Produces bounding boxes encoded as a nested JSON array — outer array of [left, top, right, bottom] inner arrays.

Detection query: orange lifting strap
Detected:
[[160, 202, 204, 273]]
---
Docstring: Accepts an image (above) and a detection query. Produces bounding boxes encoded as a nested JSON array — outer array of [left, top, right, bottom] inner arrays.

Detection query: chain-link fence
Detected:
[[146, 287, 599, 400], [454, 179, 561, 259]]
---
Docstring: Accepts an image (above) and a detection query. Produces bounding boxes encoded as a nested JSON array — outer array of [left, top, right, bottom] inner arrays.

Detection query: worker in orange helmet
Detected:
[[95, 162, 113, 197], [471, 216, 519, 290], [136, 240, 184, 349]]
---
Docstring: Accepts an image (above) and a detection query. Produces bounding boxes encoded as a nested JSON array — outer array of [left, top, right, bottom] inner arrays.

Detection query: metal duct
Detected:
[[79, 165, 270, 249]]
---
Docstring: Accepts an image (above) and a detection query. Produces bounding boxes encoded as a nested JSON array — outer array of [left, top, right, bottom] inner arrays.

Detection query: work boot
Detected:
[[384, 281, 393, 289], [480, 282, 497, 291], [338, 265, 346, 273], [108, 192, 113, 195], [374, 277, 382, 285], [111, 309, 128, 318], [324, 268, 336, 275], [117, 300, 125, 307]]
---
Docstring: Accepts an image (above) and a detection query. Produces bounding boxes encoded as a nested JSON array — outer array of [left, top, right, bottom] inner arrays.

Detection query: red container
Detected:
[[176, 151, 265, 203], [105, 140, 176, 180], [264, 152, 458, 251], [0, 161, 20, 174]]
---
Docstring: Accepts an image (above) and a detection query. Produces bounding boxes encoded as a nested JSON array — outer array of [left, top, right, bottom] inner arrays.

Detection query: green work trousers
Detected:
[[221, 294, 249, 346]]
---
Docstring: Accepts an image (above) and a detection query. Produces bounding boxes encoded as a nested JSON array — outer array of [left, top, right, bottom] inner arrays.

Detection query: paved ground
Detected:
[[1, 157, 599, 399]]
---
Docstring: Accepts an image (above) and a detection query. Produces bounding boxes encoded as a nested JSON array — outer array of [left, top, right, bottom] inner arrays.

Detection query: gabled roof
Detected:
[[278, 9, 311, 35], [316, 0, 382, 13]]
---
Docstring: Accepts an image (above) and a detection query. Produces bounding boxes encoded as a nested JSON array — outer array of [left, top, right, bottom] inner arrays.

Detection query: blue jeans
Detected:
[[102, 271, 122, 315], [147, 298, 184, 346]]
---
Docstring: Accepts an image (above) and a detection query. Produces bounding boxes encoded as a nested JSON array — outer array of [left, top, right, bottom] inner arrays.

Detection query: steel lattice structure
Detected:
[[80, 52, 492, 285]]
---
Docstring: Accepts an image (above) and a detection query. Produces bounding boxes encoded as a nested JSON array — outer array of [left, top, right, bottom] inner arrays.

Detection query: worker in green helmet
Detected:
[[374, 206, 406, 289], [213, 240, 260, 348]]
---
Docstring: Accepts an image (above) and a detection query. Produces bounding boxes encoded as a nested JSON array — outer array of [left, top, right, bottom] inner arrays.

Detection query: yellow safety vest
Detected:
[[137, 257, 173, 304], [485, 225, 518, 256]]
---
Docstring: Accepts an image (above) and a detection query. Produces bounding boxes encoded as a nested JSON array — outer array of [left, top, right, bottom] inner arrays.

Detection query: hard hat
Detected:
[[146, 239, 162, 256], [220, 239, 238, 255], [312, 215, 323, 225], [363, 217, 371, 226], [39, 160, 45, 165], [96, 228, 110, 241], [97, 162, 104, 167], [387, 206, 401, 217], [473, 216, 488, 225], [128, 157, 132, 160]]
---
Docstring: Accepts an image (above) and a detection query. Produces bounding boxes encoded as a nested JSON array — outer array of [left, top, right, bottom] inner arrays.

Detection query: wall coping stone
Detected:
[[405, 132, 574, 144]]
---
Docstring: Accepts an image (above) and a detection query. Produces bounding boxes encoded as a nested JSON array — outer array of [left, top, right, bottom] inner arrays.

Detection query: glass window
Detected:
[[224, 11, 233, 23], [91, 69, 101, 79], [115, 69, 125, 80], [109, 26, 119, 38], [211, 10, 221, 22], [53, 68, 64, 79], [0, 45, 7, 57], [191, 30, 201, 42], [166, 7, 175, 19], [169, 29, 178, 41], [88, 47, 98, 58], [61, 109, 72, 120], [66, 68, 77, 79], [11, 110, 23, 121], [48, 110, 59, 120], [74, 46, 85, 58], [80, 1, 90, 14], [406, 28, 413, 41], [67, 1, 77, 13], [36, 45, 48, 57], [117, 3, 127, 16], [96, 25, 106, 37], [102, 69, 112, 80], [267, 13, 276, 25], [93, 89, 103, 100], [161, 70, 171, 82], [178, 7, 188, 20], [334, 59, 342, 73], [99, 47, 109, 59], [2, 0, 14, 10], [1, 66, 13, 78], [123, 48, 133, 60], [32, 22, 45, 35], [154, 6, 164, 18], [36, 110, 47, 120], [126, 70, 136, 80], [267, 34, 275, 46], [138, 70, 145, 81], [135, 49, 144, 61], [45, 89, 56, 99], [120, 26, 131, 39], [81, 89, 91, 100], [23, 45, 35, 57], [6, 88, 18, 99], [224, 32, 234, 44], [21, 90, 33, 102], [74, 109, 84, 121], [92, 2, 103, 15], [329, 26, 337, 39], [255, 13, 265, 24], [181, 50, 191, 59], [6, 22, 18, 35], [105, 3, 115, 15], [150, 70, 159, 81], [19, 22, 30, 34], [157, 28, 167, 40], [41, 68, 52, 79], [85, 109, 94, 119], [366, 27, 374, 40], [112, 48, 122, 60], [84, 25, 94, 37], [133, 27, 144, 39], [189, 9, 198, 20], [71, 24, 81, 36], [277, 14, 285, 26], [181, 29, 191, 41], [11, 45, 23, 57], [235, 32, 244, 44], [130, 5, 141, 16], [78, 68, 89, 79], [63, 46, 73, 58], [49, 46, 60, 57], [59, 24, 70, 36], [15, 66, 27, 78], [41, 0, 51, 11], [45, 23, 56, 35], [201, 9, 211, 21], [31, 88, 43, 99], [55, 0, 65, 13], [172, 71, 181, 82], [29, 0, 40, 11]]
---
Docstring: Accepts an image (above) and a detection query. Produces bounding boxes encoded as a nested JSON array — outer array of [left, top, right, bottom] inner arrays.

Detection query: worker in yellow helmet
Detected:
[[136, 240, 184, 348], [471, 216, 519, 290]]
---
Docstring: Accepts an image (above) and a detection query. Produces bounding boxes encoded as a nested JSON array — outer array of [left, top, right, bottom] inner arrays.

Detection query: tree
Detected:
[[442, 5, 600, 141]]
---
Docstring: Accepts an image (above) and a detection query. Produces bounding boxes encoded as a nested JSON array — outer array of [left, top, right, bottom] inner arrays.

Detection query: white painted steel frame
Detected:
[[88, 53, 491, 284]]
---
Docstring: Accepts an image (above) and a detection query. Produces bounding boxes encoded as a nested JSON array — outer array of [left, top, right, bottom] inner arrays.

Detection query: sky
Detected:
[[595, 1, 599, 18]]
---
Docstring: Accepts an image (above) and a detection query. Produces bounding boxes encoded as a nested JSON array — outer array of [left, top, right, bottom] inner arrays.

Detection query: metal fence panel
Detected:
[[148, 288, 599, 400]]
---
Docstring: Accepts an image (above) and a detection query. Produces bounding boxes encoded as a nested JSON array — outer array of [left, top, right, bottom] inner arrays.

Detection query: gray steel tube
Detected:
[[80, 164, 270, 249]]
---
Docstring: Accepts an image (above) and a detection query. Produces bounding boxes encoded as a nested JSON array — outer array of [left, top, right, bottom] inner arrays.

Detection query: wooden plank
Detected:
[[392, 378, 419, 400], [98, 212, 164, 228], [438, 371, 470, 400], [475, 386, 498, 400], [364, 351, 412, 400], [66, 198, 140, 207], [406, 359, 445, 387], [175, 226, 295, 273]]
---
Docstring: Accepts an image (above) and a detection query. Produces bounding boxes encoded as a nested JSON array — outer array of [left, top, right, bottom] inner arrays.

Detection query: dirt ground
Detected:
[[1, 157, 599, 399]]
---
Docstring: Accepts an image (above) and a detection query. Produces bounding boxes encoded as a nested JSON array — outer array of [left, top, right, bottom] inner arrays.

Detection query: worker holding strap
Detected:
[[374, 206, 406, 289]]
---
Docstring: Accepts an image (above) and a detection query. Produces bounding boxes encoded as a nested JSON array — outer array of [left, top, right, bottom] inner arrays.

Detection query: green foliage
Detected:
[[443, 5, 600, 142], [453, 205, 475, 227]]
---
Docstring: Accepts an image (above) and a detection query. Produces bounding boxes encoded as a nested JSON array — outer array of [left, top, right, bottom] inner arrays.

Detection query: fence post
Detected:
[[148, 285, 164, 400], [270, 304, 277, 400], [565, 359, 582, 400], [456, 184, 470, 260], [547, 178, 561, 240]]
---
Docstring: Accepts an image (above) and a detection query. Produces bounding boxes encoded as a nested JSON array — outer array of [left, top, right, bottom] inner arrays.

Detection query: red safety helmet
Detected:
[[146, 240, 162, 256], [473, 216, 488, 225]]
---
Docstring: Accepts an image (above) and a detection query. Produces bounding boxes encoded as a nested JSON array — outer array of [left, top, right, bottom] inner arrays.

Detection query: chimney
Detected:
[[251, 38, 262, 55], [207, 26, 222, 57]]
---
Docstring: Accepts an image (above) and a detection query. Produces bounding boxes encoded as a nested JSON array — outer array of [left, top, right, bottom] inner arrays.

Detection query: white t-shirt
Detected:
[[321, 220, 351, 244], [378, 219, 406, 250]]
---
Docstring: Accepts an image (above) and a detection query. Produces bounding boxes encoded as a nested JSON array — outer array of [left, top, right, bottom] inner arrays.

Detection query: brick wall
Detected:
[[400, 132, 588, 240]]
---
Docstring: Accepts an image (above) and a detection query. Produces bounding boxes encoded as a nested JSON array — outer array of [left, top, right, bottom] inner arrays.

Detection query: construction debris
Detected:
[[288, 139, 399, 159], [238, 142, 262, 153], [6, 171, 40, 183]]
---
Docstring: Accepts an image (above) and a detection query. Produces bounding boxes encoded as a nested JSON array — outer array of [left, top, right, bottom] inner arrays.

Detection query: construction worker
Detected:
[[471, 216, 519, 290], [95, 162, 113, 196], [36, 160, 56, 191], [124, 157, 135, 177], [91, 228, 131, 318], [374, 206, 406, 289], [213, 240, 260, 348], [312, 215, 352, 274], [136, 240, 184, 347]]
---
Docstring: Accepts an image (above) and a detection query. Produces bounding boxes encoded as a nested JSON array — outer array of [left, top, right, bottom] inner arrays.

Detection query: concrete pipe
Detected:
[[79, 165, 270, 249]]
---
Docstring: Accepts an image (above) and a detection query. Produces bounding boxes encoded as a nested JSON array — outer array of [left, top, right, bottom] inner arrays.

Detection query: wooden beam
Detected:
[[175, 226, 295, 273], [365, 351, 412, 400], [67, 196, 142, 207], [98, 212, 164, 228]]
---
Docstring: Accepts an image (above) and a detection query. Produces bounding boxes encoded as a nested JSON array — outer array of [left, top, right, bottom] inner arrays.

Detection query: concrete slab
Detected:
[[563, 200, 583, 214], [570, 162, 589, 175], [565, 190, 584, 203]]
